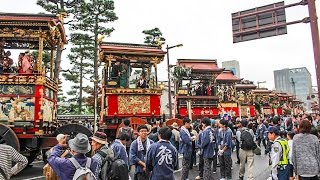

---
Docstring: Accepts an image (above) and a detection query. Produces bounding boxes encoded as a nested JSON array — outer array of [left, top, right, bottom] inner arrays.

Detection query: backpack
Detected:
[[119, 127, 134, 147], [97, 147, 114, 180], [69, 157, 96, 180], [240, 130, 256, 150], [43, 163, 59, 180], [43, 148, 70, 180], [109, 158, 129, 180], [97, 148, 128, 180]]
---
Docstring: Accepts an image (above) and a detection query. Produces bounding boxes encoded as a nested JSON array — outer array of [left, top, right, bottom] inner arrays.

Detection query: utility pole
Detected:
[[291, 78, 296, 98], [307, 0, 320, 104], [166, 44, 183, 119]]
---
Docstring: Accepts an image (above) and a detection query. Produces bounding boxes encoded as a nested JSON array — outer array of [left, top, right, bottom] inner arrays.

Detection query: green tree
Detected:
[[66, 0, 118, 118], [56, 79, 69, 114], [62, 33, 93, 114], [142, 27, 166, 46], [37, 0, 78, 115], [37, 0, 78, 81]]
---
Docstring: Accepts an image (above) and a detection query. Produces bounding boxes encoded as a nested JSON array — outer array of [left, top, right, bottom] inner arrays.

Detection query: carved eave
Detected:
[[235, 84, 257, 90], [99, 42, 166, 64], [252, 88, 272, 95], [276, 93, 293, 98], [177, 59, 224, 72], [0, 74, 58, 91], [176, 95, 219, 100], [216, 70, 242, 83], [0, 13, 67, 50]]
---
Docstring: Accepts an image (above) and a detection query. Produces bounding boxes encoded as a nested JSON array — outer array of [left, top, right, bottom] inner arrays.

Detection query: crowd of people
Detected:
[[1, 114, 320, 180]]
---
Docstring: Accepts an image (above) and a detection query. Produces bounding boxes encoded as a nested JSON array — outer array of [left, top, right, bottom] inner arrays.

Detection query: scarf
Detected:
[[181, 126, 191, 137], [137, 136, 150, 152], [115, 139, 126, 150]]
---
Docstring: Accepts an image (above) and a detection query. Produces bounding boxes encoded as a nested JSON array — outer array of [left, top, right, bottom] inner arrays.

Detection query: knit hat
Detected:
[[91, 131, 107, 145]]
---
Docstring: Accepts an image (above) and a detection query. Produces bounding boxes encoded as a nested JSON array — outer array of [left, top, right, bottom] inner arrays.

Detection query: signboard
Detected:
[[218, 103, 237, 108], [232, 1, 287, 43]]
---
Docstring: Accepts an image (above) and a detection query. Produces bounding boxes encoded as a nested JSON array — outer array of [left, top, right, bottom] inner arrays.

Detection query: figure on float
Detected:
[[21, 51, 33, 73]]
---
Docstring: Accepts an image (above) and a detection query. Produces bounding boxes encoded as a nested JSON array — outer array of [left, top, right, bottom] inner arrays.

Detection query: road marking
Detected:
[[24, 176, 44, 180], [32, 161, 43, 164]]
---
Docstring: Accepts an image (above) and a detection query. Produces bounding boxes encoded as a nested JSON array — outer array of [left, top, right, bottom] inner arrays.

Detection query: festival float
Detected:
[[216, 70, 242, 117], [235, 80, 256, 117], [0, 13, 92, 163], [98, 42, 166, 139], [174, 59, 222, 119]]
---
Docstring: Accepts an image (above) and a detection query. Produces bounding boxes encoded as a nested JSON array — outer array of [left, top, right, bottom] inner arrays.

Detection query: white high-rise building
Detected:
[[222, 60, 240, 78]]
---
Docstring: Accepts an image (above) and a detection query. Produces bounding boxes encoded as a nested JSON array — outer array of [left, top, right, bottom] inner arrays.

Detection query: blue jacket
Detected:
[[146, 140, 178, 180], [179, 127, 192, 156], [91, 145, 113, 180], [221, 127, 233, 156], [129, 138, 154, 174], [169, 133, 176, 146], [48, 145, 97, 180], [196, 131, 203, 156], [111, 140, 128, 165], [218, 128, 224, 145], [256, 123, 267, 139], [200, 126, 217, 159]]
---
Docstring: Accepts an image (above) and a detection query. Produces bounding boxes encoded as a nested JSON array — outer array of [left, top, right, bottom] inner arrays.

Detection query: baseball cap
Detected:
[[241, 119, 248, 127], [267, 126, 279, 135]]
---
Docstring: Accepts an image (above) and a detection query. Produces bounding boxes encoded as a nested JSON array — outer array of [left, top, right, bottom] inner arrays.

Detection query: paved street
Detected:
[[174, 153, 271, 180], [12, 150, 271, 180]]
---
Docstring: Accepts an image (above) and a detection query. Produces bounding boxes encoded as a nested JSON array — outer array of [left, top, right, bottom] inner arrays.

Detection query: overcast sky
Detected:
[[1, 0, 319, 90]]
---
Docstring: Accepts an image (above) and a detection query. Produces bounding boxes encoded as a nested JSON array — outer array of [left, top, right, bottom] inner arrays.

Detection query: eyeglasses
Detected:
[[139, 130, 148, 133]]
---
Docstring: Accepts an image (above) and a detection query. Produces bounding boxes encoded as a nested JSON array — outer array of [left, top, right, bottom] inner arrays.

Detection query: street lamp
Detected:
[[257, 81, 266, 88], [91, 78, 99, 132], [166, 44, 183, 119]]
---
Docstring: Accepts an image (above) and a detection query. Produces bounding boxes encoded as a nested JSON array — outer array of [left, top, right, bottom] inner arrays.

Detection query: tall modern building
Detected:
[[222, 60, 240, 78], [274, 67, 313, 109]]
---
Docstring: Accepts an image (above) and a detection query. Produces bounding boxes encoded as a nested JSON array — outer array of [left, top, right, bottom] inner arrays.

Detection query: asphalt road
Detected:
[[12, 150, 271, 180]]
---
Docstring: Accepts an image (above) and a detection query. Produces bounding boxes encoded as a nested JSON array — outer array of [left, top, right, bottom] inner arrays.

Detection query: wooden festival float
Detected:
[[174, 59, 222, 119], [234, 80, 257, 117], [99, 42, 166, 139], [0, 13, 92, 163], [215, 70, 242, 117]]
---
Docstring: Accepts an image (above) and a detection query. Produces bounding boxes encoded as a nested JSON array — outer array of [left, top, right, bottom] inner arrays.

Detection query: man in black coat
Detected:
[[137, 75, 148, 88]]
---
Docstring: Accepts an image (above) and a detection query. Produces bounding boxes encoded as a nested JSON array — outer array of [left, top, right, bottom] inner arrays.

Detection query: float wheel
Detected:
[[0, 123, 20, 151]]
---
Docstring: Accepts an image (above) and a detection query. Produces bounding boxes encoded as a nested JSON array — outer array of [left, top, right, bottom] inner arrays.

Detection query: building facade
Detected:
[[274, 67, 313, 110], [222, 60, 240, 78]]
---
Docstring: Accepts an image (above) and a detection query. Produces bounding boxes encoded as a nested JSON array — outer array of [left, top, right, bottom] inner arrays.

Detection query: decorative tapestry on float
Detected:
[[118, 95, 150, 114]]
